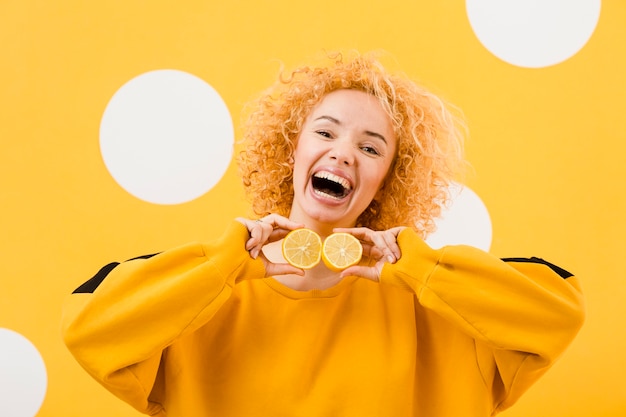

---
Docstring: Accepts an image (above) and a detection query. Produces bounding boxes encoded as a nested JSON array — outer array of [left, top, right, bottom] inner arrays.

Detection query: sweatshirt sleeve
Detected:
[[60, 221, 265, 415], [379, 228, 585, 413]]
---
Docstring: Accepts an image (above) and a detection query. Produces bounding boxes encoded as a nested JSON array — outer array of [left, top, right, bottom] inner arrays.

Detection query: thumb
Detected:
[[340, 265, 381, 282], [264, 262, 305, 278]]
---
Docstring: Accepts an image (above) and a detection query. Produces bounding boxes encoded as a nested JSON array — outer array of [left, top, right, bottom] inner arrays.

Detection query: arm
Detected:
[[61, 221, 266, 415], [380, 228, 585, 412]]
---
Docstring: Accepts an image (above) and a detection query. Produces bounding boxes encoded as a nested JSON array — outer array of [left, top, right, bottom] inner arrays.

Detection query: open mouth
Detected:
[[311, 171, 352, 200]]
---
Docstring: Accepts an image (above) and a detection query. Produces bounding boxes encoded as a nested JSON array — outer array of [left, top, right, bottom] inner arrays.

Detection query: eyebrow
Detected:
[[314, 115, 388, 144]]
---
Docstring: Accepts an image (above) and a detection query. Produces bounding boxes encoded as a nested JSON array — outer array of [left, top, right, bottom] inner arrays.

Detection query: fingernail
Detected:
[[387, 255, 395, 263]]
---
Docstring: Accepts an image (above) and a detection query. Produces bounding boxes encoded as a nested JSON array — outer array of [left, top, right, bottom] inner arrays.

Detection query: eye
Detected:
[[316, 130, 332, 138], [361, 145, 381, 156]]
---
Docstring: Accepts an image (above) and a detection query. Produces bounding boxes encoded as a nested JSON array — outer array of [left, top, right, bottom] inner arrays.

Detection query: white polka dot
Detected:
[[466, 0, 601, 68], [426, 184, 492, 251], [0, 328, 47, 417], [100, 70, 234, 204]]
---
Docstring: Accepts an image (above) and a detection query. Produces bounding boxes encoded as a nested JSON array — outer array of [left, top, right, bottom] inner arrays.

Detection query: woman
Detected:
[[62, 52, 585, 416]]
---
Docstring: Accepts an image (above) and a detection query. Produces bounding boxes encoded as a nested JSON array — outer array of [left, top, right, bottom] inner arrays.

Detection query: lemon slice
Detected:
[[322, 232, 363, 272], [281, 228, 322, 269]]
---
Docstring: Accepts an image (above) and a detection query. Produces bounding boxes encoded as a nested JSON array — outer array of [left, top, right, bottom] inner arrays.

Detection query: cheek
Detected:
[[359, 172, 386, 204], [292, 140, 311, 166], [372, 161, 394, 188], [364, 162, 394, 199], [291, 156, 310, 188], [293, 137, 322, 175]]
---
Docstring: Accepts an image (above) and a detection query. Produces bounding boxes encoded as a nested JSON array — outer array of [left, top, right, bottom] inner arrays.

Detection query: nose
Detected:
[[328, 138, 355, 166]]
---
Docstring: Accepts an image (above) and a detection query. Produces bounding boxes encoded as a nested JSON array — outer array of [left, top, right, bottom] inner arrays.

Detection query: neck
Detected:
[[288, 212, 356, 239]]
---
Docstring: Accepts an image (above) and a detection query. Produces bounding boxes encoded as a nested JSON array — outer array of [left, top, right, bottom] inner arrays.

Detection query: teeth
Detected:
[[313, 171, 351, 190], [313, 189, 343, 200]]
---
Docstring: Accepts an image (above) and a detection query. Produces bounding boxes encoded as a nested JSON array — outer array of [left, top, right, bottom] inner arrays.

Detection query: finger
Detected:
[[337, 227, 389, 261], [237, 218, 272, 257], [266, 227, 294, 243], [387, 226, 406, 259], [248, 217, 303, 248], [340, 265, 381, 282], [259, 214, 304, 233], [237, 216, 300, 259], [366, 232, 397, 263], [333, 227, 374, 243], [265, 263, 305, 277], [360, 242, 384, 260], [247, 224, 271, 256], [380, 230, 402, 261], [259, 253, 305, 277], [258, 216, 304, 247]]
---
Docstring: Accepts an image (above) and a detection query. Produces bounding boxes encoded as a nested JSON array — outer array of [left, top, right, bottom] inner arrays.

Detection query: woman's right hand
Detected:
[[235, 214, 305, 277]]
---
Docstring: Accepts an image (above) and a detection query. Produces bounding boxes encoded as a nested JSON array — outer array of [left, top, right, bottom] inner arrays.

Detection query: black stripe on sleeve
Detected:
[[126, 253, 161, 262], [501, 257, 573, 279], [72, 262, 120, 294], [72, 253, 161, 294]]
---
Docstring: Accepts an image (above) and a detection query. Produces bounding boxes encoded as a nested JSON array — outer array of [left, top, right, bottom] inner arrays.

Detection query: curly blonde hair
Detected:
[[237, 51, 467, 237]]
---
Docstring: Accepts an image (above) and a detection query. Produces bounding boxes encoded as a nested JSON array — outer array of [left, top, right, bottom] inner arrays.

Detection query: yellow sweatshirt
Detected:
[[61, 221, 585, 417]]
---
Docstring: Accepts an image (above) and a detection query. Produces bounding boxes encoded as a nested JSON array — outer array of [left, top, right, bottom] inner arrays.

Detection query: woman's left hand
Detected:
[[333, 226, 406, 281]]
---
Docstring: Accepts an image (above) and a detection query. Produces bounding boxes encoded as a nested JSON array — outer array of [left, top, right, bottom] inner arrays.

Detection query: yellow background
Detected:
[[1, 1, 624, 415]]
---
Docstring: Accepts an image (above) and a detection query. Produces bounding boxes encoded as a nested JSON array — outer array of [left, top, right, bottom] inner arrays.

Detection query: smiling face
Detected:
[[289, 89, 397, 234]]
